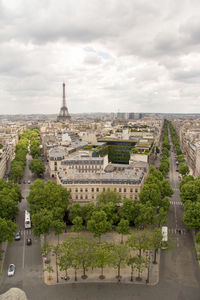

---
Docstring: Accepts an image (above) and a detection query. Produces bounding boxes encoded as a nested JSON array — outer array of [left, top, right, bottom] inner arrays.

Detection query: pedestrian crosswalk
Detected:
[[20, 229, 32, 236], [170, 201, 184, 206], [168, 228, 187, 235]]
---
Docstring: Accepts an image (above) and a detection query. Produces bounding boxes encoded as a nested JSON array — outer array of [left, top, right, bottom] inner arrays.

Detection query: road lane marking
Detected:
[[22, 231, 25, 269]]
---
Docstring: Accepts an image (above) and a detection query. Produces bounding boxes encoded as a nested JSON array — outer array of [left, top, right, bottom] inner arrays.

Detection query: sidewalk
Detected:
[[0, 241, 8, 276], [42, 231, 160, 286]]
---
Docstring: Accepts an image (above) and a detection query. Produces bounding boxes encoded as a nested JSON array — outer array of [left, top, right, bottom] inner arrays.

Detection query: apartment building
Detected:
[[57, 167, 145, 204]]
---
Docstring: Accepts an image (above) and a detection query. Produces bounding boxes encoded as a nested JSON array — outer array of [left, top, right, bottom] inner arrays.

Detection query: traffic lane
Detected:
[[24, 233, 41, 268], [2, 239, 24, 286]]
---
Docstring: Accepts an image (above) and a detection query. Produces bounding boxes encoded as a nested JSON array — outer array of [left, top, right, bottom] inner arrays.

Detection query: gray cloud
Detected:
[[0, 0, 200, 114]]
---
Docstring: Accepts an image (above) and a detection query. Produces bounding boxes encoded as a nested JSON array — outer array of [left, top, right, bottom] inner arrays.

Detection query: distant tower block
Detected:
[[57, 82, 71, 122]]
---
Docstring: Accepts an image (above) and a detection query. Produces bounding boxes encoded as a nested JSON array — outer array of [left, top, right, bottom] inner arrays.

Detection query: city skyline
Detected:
[[0, 0, 200, 115]]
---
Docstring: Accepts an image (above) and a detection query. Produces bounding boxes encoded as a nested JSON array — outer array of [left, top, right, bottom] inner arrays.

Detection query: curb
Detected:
[[0, 241, 8, 275]]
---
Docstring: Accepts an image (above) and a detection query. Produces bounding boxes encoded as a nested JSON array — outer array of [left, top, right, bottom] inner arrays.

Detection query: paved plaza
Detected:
[[42, 230, 160, 286]]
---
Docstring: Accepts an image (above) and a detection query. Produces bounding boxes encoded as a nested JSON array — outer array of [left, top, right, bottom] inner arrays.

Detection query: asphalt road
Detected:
[[0, 148, 200, 300]]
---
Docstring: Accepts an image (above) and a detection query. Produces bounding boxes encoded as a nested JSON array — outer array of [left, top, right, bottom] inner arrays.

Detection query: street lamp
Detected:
[[145, 250, 150, 284]]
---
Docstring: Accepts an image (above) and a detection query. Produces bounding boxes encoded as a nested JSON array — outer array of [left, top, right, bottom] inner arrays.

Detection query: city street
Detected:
[[0, 147, 200, 300]]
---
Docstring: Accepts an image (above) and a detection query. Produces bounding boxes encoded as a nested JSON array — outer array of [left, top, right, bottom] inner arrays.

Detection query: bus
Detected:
[[25, 210, 31, 229], [161, 226, 168, 249]]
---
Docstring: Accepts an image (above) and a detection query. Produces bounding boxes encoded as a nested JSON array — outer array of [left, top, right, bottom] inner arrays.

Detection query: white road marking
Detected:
[[22, 230, 25, 269]]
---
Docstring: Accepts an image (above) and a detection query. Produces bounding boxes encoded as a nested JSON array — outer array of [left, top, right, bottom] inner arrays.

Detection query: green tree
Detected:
[[0, 195, 19, 220], [132, 254, 148, 281], [183, 201, 200, 230], [98, 201, 119, 225], [52, 244, 61, 282], [28, 180, 69, 217], [87, 210, 112, 242], [0, 217, 17, 243], [81, 203, 96, 224], [97, 190, 122, 205], [195, 231, 200, 244], [178, 163, 189, 177], [68, 203, 82, 222], [139, 183, 161, 207], [10, 160, 24, 183], [53, 219, 65, 244], [29, 158, 45, 177], [134, 202, 155, 228], [58, 240, 72, 280], [126, 230, 151, 257], [160, 180, 173, 198], [93, 243, 112, 279], [120, 198, 136, 223], [71, 236, 94, 279], [179, 175, 194, 190], [149, 166, 163, 181], [43, 264, 54, 281], [32, 209, 53, 242], [72, 216, 84, 233], [150, 228, 163, 264], [110, 243, 130, 282], [155, 207, 168, 227], [180, 182, 197, 203], [177, 154, 185, 163], [159, 160, 169, 176], [116, 218, 130, 244]]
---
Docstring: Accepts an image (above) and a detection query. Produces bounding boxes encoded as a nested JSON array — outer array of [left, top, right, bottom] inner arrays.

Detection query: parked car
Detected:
[[15, 231, 21, 241], [28, 180, 31, 184], [23, 180, 26, 184], [8, 264, 15, 277], [26, 238, 32, 246]]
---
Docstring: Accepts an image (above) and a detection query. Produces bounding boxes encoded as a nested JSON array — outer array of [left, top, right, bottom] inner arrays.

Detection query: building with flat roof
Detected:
[[57, 164, 145, 204]]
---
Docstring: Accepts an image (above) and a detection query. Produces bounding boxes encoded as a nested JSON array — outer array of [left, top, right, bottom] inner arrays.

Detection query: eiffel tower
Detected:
[[57, 82, 71, 122]]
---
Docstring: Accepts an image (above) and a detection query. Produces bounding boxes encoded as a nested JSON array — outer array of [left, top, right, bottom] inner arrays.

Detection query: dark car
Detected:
[[26, 238, 32, 246], [15, 231, 21, 241], [23, 180, 26, 184]]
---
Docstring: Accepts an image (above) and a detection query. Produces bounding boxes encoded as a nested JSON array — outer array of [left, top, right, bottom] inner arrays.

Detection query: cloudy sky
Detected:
[[1, 0, 200, 114]]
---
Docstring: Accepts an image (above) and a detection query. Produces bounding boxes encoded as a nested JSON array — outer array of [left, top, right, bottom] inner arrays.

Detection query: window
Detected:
[[85, 188, 88, 192], [80, 195, 83, 200], [75, 188, 78, 192], [85, 195, 88, 200], [91, 188, 94, 192], [124, 188, 126, 193], [80, 188, 83, 192], [103, 188, 105, 192], [135, 189, 138, 193], [92, 195, 94, 199], [54, 161, 57, 165], [96, 188, 99, 192], [130, 188, 133, 193], [119, 188, 121, 192]]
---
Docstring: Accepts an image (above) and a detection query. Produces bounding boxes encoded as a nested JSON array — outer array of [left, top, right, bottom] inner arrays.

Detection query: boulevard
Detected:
[[0, 144, 200, 300]]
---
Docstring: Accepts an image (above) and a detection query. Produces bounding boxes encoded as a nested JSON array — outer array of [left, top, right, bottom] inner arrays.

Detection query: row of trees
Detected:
[[29, 128, 45, 177], [169, 122, 189, 176], [0, 179, 22, 245], [9, 128, 44, 182], [159, 120, 170, 177], [10, 132, 29, 183], [169, 123, 200, 242], [43, 229, 163, 282]]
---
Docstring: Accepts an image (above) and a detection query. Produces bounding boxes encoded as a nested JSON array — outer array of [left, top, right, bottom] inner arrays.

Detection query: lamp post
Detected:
[[145, 250, 151, 284]]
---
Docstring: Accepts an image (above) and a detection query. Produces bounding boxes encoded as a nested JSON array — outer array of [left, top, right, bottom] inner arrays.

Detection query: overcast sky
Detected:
[[1, 0, 200, 114]]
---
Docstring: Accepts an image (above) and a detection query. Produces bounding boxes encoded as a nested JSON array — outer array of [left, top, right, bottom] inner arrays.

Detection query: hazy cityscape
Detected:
[[0, 1, 200, 300]]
